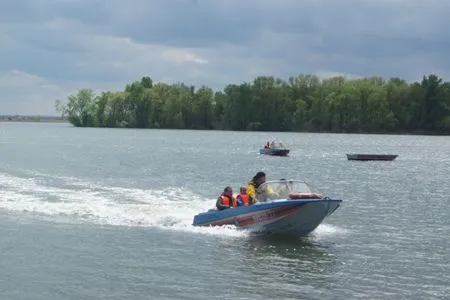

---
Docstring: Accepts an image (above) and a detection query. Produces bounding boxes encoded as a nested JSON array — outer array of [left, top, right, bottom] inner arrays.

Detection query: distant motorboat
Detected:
[[260, 140, 290, 156], [346, 154, 398, 161], [192, 180, 343, 237]]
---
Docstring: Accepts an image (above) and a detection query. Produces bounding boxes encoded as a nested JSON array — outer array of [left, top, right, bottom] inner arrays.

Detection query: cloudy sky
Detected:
[[1, 0, 449, 115]]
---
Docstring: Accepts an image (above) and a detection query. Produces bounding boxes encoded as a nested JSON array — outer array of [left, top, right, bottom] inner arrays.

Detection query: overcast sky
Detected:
[[1, 0, 449, 115]]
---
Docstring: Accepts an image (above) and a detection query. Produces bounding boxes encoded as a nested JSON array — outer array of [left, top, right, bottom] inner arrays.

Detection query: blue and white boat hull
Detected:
[[192, 198, 342, 236]]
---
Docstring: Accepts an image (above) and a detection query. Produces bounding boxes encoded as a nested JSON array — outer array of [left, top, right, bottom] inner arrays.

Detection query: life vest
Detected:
[[236, 193, 250, 206], [248, 181, 257, 190], [219, 194, 236, 208], [246, 181, 257, 202]]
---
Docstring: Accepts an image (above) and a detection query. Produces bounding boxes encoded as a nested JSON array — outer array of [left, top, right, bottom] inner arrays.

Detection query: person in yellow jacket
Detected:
[[246, 171, 277, 204]]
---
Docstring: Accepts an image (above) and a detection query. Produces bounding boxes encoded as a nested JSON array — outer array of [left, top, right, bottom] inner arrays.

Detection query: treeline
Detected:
[[0, 115, 65, 122], [55, 74, 450, 134]]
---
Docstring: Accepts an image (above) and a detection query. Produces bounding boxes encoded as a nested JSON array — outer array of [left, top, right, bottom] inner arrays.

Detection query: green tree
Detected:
[[56, 73, 450, 134]]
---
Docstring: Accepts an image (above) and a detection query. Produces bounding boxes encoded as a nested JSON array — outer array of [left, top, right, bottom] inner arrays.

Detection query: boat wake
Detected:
[[0, 171, 249, 237], [0, 171, 345, 238]]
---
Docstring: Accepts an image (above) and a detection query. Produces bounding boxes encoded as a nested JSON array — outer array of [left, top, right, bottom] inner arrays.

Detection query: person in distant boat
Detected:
[[246, 171, 277, 204], [216, 186, 237, 210], [236, 186, 250, 206], [264, 141, 270, 149]]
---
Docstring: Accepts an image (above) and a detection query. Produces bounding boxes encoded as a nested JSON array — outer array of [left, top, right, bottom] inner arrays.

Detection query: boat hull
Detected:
[[259, 148, 290, 156], [192, 199, 342, 236], [346, 154, 398, 161]]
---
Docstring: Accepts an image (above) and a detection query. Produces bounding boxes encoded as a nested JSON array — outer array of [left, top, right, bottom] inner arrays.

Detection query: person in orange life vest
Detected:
[[216, 186, 237, 210], [236, 186, 250, 206]]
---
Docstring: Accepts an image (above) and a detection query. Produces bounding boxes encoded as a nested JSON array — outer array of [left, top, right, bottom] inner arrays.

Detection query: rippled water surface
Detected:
[[1, 122, 449, 299]]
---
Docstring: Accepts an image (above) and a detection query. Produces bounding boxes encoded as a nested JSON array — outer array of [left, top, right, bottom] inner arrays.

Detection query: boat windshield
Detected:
[[270, 141, 285, 148], [256, 180, 312, 202]]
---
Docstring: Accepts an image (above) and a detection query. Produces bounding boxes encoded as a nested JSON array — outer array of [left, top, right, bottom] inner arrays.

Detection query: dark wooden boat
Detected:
[[346, 154, 398, 161]]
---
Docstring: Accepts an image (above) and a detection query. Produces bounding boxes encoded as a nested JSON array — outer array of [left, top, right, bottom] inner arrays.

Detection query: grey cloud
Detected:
[[1, 0, 450, 115]]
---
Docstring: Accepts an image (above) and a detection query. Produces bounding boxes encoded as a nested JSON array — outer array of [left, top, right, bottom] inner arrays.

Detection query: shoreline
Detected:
[[0, 120, 68, 123], [1, 120, 448, 136]]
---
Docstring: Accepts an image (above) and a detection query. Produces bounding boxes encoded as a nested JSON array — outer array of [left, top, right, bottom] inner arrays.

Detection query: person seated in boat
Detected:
[[274, 178, 291, 198], [246, 171, 277, 204], [236, 186, 250, 206], [216, 186, 237, 210], [264, 141, 270, 149]]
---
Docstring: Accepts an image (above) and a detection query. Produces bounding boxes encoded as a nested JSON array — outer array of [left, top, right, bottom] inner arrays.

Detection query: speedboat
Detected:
[[192, 180, 343, 236], [259, 140, 290, 156]]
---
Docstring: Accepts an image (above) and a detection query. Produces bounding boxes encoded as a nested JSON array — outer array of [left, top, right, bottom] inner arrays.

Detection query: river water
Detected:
[[0, 122, 448, 299]]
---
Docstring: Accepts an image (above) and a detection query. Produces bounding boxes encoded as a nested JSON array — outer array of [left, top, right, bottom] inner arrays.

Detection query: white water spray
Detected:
[[0, 171, 345, 238]]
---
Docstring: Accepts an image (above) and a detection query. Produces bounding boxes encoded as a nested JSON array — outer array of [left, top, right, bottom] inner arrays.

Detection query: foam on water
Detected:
[[0, 171, 344, 239], [310, 223, 349, 239], [0, 171, 247, 238]]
